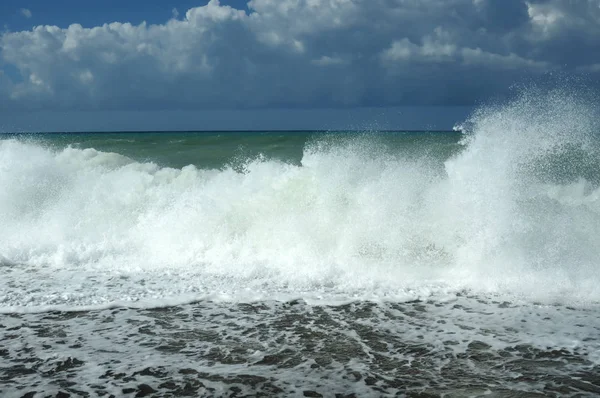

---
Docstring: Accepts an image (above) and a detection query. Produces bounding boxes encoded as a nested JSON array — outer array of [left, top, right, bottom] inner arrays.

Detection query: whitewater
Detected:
[[1, 88, 600, 397]]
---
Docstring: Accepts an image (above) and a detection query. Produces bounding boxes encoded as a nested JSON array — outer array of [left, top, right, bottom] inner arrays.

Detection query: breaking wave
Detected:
[[1, 87, 600, 311]]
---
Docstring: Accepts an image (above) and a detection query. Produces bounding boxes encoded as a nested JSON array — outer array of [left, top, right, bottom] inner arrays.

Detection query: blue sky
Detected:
[[0, 0, 599, 131], [1, 1, 249, 32]]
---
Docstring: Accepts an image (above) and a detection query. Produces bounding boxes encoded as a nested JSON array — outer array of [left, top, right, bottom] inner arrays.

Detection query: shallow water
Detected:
[[2, 297, 600, 397]]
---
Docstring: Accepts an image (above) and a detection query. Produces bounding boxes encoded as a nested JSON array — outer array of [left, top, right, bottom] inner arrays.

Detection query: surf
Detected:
[[1, 86, 599, 311]]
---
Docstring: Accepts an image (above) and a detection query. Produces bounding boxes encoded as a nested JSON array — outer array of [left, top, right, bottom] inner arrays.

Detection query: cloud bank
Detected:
[[1, 0, 599, 111]]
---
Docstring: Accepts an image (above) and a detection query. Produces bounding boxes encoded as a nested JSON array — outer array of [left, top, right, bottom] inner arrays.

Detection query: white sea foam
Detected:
[[1, 88, 599, 311]]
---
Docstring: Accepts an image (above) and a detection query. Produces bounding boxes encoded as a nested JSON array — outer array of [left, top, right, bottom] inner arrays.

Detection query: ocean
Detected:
[[1, 91, 600, 397]]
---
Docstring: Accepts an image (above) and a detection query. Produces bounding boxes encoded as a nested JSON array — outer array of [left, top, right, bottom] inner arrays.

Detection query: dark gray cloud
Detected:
[[0, 0, 598, 111]]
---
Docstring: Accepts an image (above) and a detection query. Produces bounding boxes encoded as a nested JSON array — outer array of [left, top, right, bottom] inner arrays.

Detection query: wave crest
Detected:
[[1, 87, 600, 310]]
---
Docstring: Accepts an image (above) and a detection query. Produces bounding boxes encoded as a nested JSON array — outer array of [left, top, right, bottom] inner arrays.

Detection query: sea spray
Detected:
[[1, 88, 599, 311], [441, 86, 600, 299]]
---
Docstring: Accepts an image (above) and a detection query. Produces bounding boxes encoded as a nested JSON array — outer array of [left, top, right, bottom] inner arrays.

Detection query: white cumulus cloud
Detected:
[[0, 0, 598, 111]]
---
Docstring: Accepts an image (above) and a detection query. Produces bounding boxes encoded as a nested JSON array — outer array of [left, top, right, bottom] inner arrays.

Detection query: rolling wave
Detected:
[[1, 87, 599, 311]]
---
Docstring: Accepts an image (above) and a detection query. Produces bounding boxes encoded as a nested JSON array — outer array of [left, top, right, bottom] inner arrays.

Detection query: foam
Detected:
[[1, 88, 600, 311], [3, 297, 600, 397]]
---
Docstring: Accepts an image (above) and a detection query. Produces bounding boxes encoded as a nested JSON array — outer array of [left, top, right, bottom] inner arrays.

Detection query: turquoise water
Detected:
[[12, 130, 462, 169]]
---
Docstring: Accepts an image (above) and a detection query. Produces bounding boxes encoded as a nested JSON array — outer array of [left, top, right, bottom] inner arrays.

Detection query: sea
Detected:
[[1, 90, 600, 397]]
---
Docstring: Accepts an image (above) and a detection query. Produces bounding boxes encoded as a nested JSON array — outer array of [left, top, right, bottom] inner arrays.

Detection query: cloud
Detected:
[[311, 55, 346, 67], [522, 0, 600, 67], [20, 8, 32, 19], [172, 8, 179, 19], [0, 0, 598, 111]]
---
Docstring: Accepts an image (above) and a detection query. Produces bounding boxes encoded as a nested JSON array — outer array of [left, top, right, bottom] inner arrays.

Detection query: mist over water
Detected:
[[1, 87, 600, 312]]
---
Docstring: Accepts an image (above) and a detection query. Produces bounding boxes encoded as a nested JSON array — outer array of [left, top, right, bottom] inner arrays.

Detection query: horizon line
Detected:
[[1, 129, 460, 134]]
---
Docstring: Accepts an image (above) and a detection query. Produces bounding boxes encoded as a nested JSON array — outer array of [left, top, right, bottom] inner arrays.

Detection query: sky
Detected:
[[0, 0, 599, 131]]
